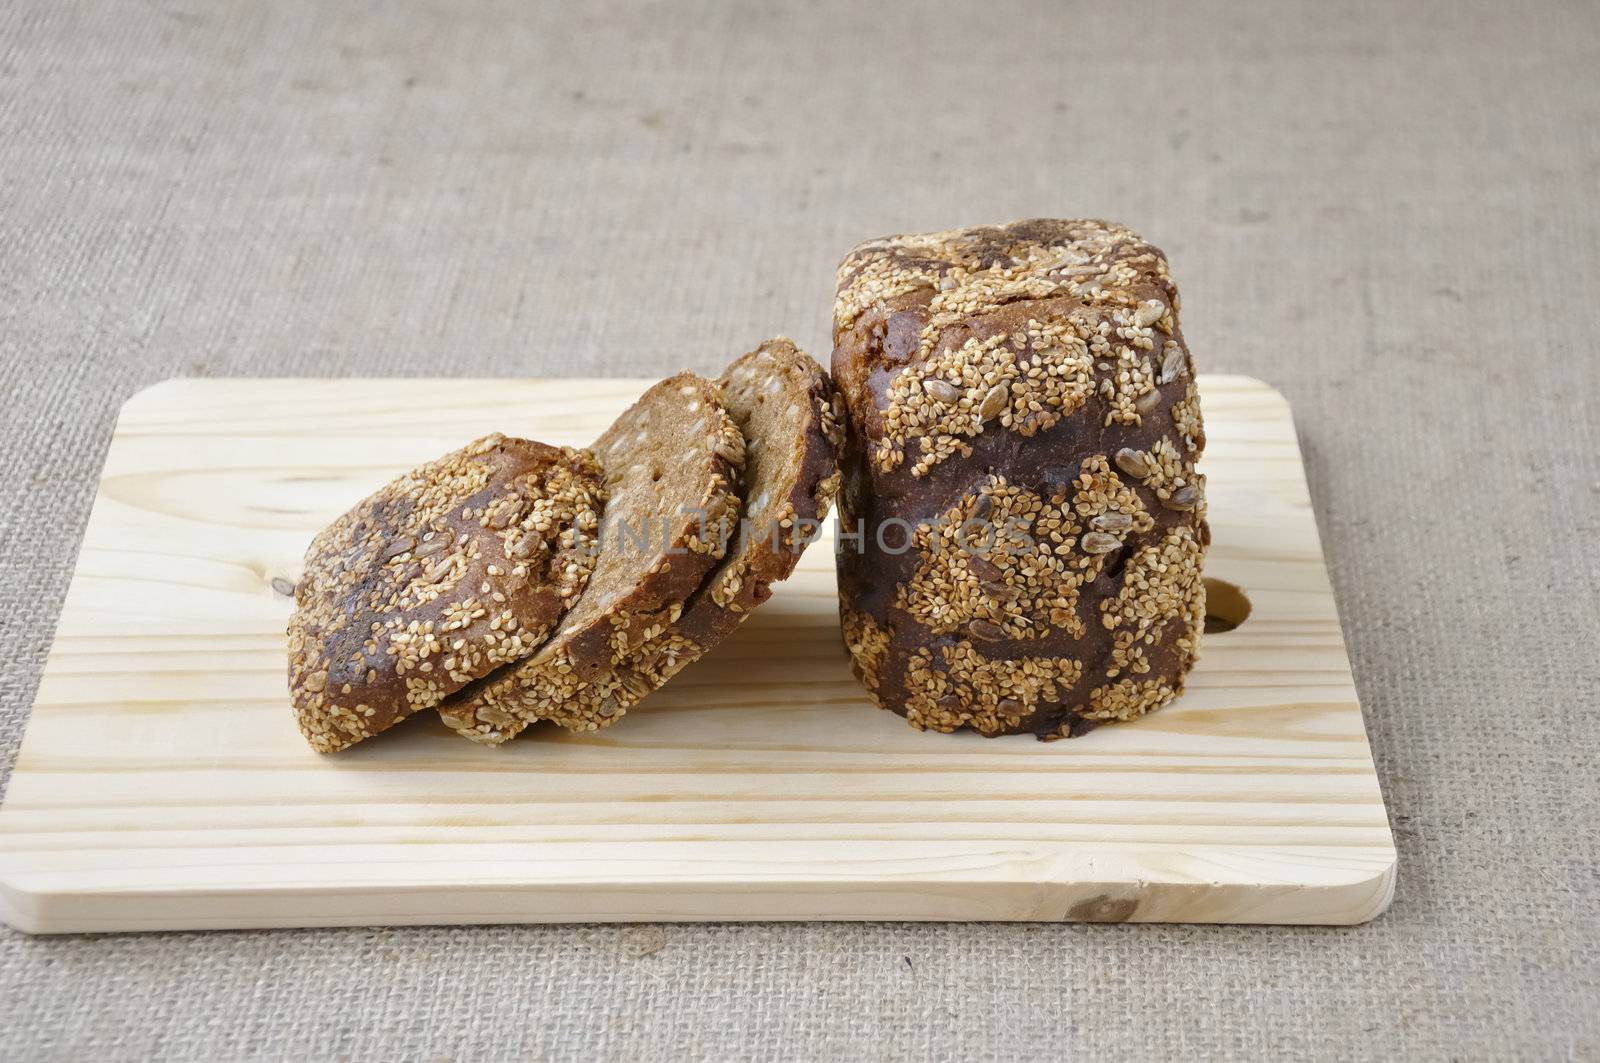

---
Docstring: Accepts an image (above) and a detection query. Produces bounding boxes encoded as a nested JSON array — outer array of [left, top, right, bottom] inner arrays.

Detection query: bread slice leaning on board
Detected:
[[437, 371, 746, 742], [442, 338, 844, 744], [286, 344, 840, 751]]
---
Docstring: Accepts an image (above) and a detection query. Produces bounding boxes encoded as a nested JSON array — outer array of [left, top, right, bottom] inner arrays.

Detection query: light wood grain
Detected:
[[0, 376, 1396, 932]]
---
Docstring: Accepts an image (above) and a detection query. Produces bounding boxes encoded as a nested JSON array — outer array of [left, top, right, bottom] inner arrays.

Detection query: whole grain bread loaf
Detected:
[[287, 435, 605, 752], [551, 339, 844, 728], [438, 373, 744, 743], [831, 218, 1209, 739]]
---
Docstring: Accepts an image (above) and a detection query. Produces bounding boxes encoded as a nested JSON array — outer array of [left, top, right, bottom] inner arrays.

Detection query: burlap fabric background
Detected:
[[2, 0, 1597, 1058]]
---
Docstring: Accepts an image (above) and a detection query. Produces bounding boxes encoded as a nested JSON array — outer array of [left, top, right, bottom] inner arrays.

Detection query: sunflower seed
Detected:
[[485, 506, 519, 529], [1134, 299, 1165, 328], [476, 704, 517, 728], [1115, 448, 1153, 478], [967, 554, 1004, 581], [980, 580, 1021, 602], [1090, 511, 1133, 532], [967, 619, 1006, 642], [996, 697, 1026, 717], [1159, 345, 1187, 384], [979, 384, 1008, 420], [303, 670, 327, 693], [1135, 389, 1162, 414], [1163, 485, 1200, 511], [1082, 531, 1122, 554], [414, 536, 448, 557], [620, 672, 654, 699], [270, 576, 296, 597], [508, 532, 543, 559], [381, 536, 416, 561], [970, 493, 994, 520], [924, 378, 962, 403]]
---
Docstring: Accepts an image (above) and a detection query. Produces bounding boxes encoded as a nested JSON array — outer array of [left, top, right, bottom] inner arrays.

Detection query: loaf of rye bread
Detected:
[[831, 219, 1209, 739], [287, 436, 605, 752], [437, 373, 744, 743]]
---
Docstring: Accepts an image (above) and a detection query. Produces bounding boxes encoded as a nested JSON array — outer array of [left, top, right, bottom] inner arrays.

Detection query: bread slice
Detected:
[[555, 339, 843, 728], [438, 373, 744, 743], [287, 435, 605, 753]]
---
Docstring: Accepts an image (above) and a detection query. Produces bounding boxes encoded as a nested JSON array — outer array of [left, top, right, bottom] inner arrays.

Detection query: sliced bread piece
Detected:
[[288, 435, 605, 753], [438, 373, 744, 743], [523, 339, 843, 731]]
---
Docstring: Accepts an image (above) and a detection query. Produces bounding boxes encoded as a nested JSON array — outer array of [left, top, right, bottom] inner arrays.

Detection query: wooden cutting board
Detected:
[[0, 376, 1395, 932]]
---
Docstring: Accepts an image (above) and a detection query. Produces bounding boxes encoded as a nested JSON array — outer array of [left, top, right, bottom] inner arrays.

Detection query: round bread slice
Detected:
[[438, 373, 744, 743], [288, 435, 605, 753], [521, 339, 843, 731]]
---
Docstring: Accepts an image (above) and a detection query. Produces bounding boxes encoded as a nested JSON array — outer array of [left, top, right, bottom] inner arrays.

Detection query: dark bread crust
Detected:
[[287, 436, 605, 753], [832, 219, 1209, 739], [555, 338, 844, 727], [438, 373, 744, 743]]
